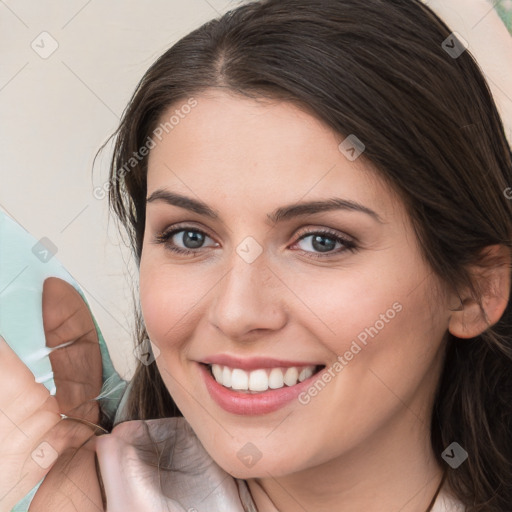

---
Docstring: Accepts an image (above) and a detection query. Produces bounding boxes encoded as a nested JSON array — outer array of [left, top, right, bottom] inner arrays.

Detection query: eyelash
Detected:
[[153, 225, 358, 259]]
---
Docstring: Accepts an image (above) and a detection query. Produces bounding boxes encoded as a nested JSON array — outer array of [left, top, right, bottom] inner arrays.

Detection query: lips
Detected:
[[198, 355, 325, 415]]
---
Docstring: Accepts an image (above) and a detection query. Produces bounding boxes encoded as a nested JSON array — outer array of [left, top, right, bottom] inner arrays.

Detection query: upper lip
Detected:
[[200, 354, 323, 371]]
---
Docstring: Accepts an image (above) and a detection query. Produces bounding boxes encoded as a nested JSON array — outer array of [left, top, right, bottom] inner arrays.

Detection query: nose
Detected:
[[207, 250, 288, 340]]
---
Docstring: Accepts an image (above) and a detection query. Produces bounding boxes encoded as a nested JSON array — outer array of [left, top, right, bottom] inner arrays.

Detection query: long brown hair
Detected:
[[102, 1, 512, 509]]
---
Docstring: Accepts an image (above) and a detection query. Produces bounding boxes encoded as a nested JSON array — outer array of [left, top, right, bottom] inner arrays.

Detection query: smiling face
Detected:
[[139, 90, 452, 479]]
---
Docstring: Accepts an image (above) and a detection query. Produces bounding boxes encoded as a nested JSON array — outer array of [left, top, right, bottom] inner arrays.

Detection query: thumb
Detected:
[[42, 277, 103, 424]]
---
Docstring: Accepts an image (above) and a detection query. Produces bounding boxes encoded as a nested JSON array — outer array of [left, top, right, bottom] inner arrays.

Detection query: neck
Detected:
[[247, 406, 445, 512]]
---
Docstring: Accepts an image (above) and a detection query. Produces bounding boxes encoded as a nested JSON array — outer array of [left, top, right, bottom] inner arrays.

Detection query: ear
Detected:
[[448, 244, 511, 339]]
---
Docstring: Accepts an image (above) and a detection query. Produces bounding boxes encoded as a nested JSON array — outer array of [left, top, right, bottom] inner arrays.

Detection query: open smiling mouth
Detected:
[[198, 359, 327, 414], [204, 363, 325, 393]]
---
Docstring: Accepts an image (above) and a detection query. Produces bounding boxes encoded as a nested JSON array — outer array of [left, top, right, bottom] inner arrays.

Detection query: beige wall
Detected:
[[1, 0, 510, 379]]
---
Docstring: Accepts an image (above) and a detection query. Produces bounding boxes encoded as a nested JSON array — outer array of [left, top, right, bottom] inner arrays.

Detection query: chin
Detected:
[[208, 447, 302, 480]]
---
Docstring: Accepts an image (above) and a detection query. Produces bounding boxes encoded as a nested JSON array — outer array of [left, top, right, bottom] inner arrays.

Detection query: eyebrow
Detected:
[[146, 189, 383, 224]]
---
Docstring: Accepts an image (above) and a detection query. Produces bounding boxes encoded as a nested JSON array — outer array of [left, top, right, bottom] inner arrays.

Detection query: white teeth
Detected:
[[231, 368, 249, 390], [222, 366, 232, 388], [283, 367, 299, 386], [268, 368, 284, 389], [212, 364, 223, 382], [209, 364, 317, 392], [299, 367, 314, 382], [249, 369, 269, 392]]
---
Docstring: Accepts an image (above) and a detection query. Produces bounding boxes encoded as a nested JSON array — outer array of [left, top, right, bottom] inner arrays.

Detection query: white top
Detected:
[[432, 490, 466, 512]]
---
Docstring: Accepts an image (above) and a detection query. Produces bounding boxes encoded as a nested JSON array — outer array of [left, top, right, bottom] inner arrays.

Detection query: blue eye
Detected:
[[293, 229, 357, 258], [154, 228, 217, 255], [153, 226, 357, 258]]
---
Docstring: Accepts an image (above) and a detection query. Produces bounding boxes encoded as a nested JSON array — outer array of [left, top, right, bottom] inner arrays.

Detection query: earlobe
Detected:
[[448, 244, 511, 339]]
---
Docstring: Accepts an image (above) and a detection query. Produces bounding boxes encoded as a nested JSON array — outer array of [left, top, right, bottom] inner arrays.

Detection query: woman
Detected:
[[4, 0, 512, 510], [95, 0, 512, 509]]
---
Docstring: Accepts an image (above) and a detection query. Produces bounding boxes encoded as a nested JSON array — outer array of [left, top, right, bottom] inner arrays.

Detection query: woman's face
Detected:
[[140, 90, 452, 478]]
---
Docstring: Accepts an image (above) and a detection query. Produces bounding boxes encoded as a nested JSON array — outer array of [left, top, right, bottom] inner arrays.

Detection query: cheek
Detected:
[[139, 252, 200, 344], [139, 258, 168, 342], [286, 263, 403, 350], [139, 257, 202, 402], [289, 253, 448, 372]]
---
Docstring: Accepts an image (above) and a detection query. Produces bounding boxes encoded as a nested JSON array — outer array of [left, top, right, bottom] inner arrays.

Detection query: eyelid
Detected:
[[157, 222, 216, 240], [157, 222, 355, 243], [153, 223, 358, 258], [294, 225, 356, 244], [156, 223, 218, 247], [290, 227, 358, 258]]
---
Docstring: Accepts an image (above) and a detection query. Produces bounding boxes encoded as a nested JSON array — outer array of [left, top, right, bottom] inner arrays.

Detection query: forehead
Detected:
[[146, 91, 400, 222]]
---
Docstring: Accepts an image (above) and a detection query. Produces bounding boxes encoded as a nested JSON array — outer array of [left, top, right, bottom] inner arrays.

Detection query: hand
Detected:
[[0, 278, 104, 511], [0, 334, 61, 511]]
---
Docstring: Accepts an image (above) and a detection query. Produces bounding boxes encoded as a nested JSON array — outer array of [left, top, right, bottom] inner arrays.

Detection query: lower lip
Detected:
[[199, 363, 320, 415]]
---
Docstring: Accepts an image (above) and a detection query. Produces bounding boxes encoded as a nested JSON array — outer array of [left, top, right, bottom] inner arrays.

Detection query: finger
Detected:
[[8, 402, 97, 472], [42, 278, 103, 423], [4, 414, 102, 509], [0, 336, 57, 428], [20, 405, 99, 456], [0, 335, 99, 450]]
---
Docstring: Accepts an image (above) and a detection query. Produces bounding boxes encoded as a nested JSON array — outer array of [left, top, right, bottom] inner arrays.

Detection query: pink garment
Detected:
[[95, 417, 465, 512], [95, 417, 257, 512]]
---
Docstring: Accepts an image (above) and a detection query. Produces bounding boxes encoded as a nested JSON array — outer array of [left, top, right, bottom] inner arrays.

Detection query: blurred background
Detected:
[[1, 0, 511, 379]]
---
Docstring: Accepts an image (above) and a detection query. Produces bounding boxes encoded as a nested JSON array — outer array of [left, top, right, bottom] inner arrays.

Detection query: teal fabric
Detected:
[[496, 3, 512, 33], [0, 210, 127, 511]]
